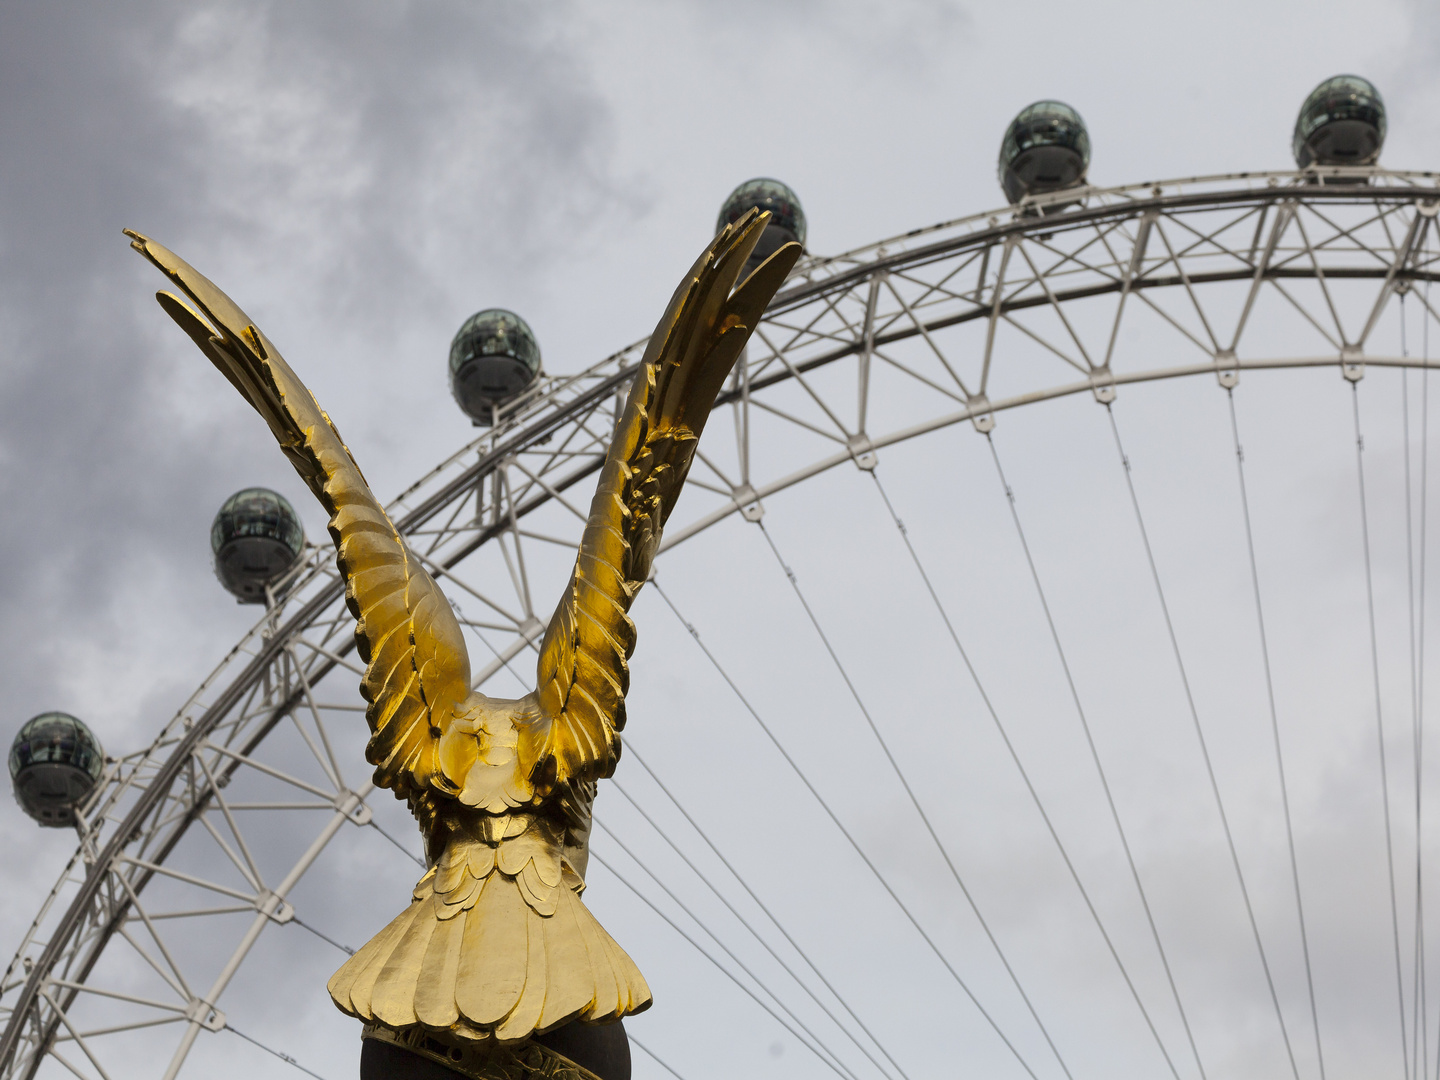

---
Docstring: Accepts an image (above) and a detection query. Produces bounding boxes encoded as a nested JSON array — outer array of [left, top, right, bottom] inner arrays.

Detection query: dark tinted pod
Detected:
[[998, 100, 1091, 204], [449, 309, 543, 426], [716, 178, 807, 270], [211, 487, 305, 603], [10, 712, 104, 827], [1293, 75, 1386, 169]]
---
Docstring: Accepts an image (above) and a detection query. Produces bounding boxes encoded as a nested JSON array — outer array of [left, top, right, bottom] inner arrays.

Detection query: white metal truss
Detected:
[[3, 165, 1440, 1080]]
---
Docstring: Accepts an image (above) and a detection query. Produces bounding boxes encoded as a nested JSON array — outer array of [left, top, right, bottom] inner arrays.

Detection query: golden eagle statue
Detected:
[[128, 213, 798, 1055]]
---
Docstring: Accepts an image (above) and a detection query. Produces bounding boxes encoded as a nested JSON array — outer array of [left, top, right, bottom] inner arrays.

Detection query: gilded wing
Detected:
[[127, 231, 471, 801], [525, 209, 801, 790]]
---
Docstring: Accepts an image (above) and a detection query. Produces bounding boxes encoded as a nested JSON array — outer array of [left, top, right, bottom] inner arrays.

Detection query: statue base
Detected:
[[359, 1021, 630, 1080]]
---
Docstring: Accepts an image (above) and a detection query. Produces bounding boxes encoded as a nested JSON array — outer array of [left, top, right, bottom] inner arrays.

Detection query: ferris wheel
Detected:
[[4, 73, 1439, 1080]]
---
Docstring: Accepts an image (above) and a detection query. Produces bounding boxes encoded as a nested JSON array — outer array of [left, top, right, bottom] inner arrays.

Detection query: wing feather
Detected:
[[526, 210, 801, 788], [128, 231, 471, 800]]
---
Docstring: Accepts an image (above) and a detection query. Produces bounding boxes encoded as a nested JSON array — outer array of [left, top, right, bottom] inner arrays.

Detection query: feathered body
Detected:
[[129, 213, 799, 1047], [329, 769, 639, 1043]]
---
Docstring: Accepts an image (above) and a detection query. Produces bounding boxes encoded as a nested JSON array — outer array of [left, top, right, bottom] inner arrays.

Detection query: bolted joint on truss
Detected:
[[846, 434, 877, 472], [1089, 367, 1117, 405], [335, 789, 373, 826], [731, 484, 765, 522], [1341, 345, 1365, 383], [184, 999, 225, 1032], [967, 394, 996, 434], [254, 890, 294, 925], [1215, 349, 1240, 389]]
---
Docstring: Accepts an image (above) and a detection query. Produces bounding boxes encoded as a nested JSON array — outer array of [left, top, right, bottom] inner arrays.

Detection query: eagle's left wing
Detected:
[[128, 231, 473, 803]]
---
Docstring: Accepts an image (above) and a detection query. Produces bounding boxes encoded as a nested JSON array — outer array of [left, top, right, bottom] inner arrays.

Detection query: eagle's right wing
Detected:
[[524, 209, 800, 791]]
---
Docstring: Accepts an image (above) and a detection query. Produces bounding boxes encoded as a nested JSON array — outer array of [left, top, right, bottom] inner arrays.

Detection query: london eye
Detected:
[[4, 74, 1439, 1080]]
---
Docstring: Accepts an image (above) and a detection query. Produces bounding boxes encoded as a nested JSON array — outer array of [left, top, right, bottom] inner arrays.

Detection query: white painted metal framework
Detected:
[[4, 166, 1440, 1080]]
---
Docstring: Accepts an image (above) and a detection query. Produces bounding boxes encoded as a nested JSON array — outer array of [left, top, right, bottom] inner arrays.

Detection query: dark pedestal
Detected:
[[535, 1021, 631, 1079], [359, 1020, 631, 1080]]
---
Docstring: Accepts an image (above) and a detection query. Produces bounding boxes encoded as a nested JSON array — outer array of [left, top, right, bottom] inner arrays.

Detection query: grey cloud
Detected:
[[0, 0, 623, 719]]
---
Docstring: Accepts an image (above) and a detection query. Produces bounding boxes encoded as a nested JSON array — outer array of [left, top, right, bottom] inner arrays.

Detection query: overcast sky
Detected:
[[5, 3, 1440, 1080]]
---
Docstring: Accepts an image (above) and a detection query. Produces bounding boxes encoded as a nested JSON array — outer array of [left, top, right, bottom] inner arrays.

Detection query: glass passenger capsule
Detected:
[[449, 309, 543, 426], [10, 712, 104, 827], [716, 178, 807, 271], [1293, 75, 1386, 170], [998, 101, 1091, 205], [211, 487, 306, 603]]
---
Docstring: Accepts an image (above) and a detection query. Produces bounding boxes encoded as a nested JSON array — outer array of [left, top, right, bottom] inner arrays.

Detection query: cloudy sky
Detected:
[[5, 3, 1440, 1080]]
